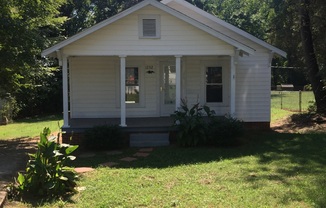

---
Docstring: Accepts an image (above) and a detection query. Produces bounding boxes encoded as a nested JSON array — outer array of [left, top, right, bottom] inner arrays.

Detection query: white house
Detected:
[[42, 0, 286, 143]]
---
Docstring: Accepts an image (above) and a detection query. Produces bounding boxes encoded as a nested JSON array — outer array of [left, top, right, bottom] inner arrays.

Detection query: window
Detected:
[[143, 19, 156, 37], [206, 67, 223, 102], [126, 67, 139, 104], [139, 15, 160, 38]]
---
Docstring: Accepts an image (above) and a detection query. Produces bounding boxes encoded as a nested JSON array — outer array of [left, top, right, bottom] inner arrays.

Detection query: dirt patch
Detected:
[[0, 138, 38, 191], [271, 113, 326, 133]]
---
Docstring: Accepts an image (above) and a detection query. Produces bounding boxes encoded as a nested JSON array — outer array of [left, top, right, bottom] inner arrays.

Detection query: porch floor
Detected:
[[64, 117, 175, 133]]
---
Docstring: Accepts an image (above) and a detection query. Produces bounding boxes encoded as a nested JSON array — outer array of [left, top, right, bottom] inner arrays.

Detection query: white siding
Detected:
[[63, 5, 234, 56], [67, 3, 272, 122], [183, 56, 230, 116], [235, 48, 271, 122], [70, 56, 159, 118]]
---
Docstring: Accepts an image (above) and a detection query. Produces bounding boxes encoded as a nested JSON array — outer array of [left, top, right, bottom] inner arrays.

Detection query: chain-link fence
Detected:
[[271, 91, 315, 112]]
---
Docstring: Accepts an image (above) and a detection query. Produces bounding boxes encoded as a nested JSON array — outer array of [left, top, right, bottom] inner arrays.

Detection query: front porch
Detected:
[[63, 117, 175, 133], [61, 117, 175, 147]]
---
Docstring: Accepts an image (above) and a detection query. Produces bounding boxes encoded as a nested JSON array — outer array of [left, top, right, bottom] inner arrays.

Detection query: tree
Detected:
[[0, 0, 67, 116], [299, 0, 326, 112]]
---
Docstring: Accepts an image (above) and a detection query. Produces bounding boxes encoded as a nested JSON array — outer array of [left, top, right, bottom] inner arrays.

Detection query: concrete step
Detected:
[[130, 133, 169, 147]]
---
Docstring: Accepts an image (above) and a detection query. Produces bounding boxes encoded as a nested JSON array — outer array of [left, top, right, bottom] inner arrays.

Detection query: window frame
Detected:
[[206, 66, 223, 103], [125, 67, 140, 104], [138, 14, 161, 39], [116, 63, 145, 108], [201, 60, 229, 107]]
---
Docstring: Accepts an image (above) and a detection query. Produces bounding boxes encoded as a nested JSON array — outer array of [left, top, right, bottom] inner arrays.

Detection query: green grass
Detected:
[[271, 91, 315, 122], [0, 115, 63, 140], [3, 92, 326, 207], [30, 133, 326, 207]]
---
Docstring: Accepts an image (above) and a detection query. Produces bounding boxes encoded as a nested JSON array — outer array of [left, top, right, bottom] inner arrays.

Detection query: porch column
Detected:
[[62, 55, 69, 127], [175, 55, 182, 110], [119, 55, 127, 127], [230, 50, 239, 116]]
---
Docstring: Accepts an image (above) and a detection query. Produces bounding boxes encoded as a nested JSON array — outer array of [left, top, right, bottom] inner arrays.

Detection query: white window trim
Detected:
[[201, 60, 229, 107], [116, 62, 145, 108], [138, 14, 161, 39]]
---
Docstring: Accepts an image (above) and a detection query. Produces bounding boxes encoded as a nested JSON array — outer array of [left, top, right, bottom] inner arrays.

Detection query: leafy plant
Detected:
[[171, 99, 215, 147], [8, 128, 79, 199], [83, 125, 124, 150], [0, 94, 19, 124], [207, 116, 244, 146]]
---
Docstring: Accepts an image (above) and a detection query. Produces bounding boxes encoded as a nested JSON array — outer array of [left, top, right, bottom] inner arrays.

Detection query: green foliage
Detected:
[[0, 0, 66, 117], [207, 116, 244, 146], [304, 84, 312, 91], [172, 100, 245, 147], [0, 94, 19, 123], [171, 99, 215, 147], [8, 128, 78, 199], [84, 125, 124, 150]]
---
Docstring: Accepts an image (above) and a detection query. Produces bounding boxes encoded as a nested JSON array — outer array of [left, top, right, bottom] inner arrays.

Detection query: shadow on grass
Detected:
[[73, 132, 326, 170], [0, 138, 38, 187], [72, 131, 326, 206], [14, 114, 62, 123]]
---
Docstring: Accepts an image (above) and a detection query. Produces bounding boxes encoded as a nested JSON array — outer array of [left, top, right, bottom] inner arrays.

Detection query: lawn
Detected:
[[0, 115, 63, 140], [30, 133, 326, 207], [271, 91, 315, 122], [3, 91, 326, 207]]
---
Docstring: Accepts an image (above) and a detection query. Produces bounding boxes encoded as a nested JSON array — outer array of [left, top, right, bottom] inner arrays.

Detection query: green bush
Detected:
[[171, 99, 215, 147], [8, 128, 78, 199], [207, 116, 244, 146], [83, 125, 124, 150]]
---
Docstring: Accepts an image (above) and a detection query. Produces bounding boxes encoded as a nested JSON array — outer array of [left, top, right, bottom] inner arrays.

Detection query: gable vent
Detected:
[[143, 19, 156, 37]]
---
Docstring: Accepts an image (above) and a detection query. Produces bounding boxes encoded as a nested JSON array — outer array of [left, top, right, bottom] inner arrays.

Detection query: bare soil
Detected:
[[0, 138, 38, 191], [271, 113, 326, 133]]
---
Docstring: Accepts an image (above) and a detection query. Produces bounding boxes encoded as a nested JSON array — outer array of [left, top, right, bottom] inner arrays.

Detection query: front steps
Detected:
[[130, 133, 170, 147]]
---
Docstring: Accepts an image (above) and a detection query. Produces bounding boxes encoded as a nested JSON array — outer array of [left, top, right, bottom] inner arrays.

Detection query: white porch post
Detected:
[[62, 55, 69, 127], [175, 55, 182, 111], [230, 50, 239, 116], [119, 55, 127, 127]]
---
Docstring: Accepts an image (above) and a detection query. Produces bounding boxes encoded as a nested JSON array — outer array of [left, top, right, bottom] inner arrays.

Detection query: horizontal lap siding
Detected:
[[63, 6, 233, 56], [70, 56, 159, 118], [184, 56, 230, 116], [236, 49, 271, 122], [167, 1, 273, 122], [70, 57, 116, 118]]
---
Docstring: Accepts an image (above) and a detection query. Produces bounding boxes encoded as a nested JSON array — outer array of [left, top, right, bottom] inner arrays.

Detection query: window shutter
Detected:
[[143, 19, 156, 37]]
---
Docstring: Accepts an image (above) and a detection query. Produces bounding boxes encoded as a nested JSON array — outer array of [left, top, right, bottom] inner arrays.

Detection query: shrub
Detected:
[[8, 128, 78, 199], [303, 84, 312, 91], [171, 99, 215, 147], [83, 125, 124, 150], [207, 116, 244, 146]]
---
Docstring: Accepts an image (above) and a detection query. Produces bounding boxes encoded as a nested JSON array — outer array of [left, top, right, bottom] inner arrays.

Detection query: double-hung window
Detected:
[[206, 67, 223, 103]]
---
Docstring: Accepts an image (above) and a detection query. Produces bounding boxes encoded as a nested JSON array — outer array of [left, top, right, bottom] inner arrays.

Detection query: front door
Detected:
[[160, 64, 176, 116]]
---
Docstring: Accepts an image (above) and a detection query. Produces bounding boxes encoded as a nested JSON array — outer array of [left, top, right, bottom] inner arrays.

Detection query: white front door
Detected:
[[160, 64, 176, 116]]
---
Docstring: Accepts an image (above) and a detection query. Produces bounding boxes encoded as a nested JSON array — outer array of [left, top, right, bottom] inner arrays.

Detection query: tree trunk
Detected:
[[300, 0, 326, 113]]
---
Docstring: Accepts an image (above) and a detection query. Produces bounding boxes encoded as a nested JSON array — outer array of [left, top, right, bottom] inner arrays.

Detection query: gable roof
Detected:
[[162, 0, 286, 57], [42, 0, 286, 58]]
